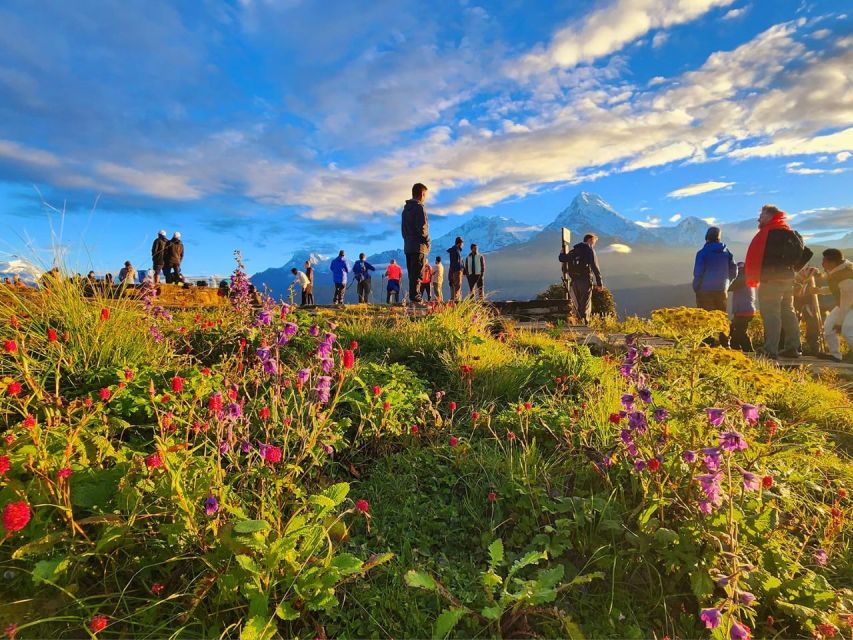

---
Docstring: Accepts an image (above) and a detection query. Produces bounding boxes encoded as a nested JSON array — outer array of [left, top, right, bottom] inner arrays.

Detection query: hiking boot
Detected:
[[778, 349, 801, 359], [754, 348, 778, 360], [815, 352, 843, 363]]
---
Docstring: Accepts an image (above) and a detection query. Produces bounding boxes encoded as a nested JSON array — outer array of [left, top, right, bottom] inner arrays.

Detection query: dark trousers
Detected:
[[405, 253, 426, 302], [730, 316, 754, 352], [419, 282, 431, 301], [333, 283, 345, 304], [357, 279, 371, 303], [152, 263, 164, 282], [449, 270, 463, 301], [164, 264, 182, 284], [696, 290, 729, 347], [570, 278, 592, 323], [386, 281, 400, 304], [467, 274, 484, 299], [301, 287, 315, 306]]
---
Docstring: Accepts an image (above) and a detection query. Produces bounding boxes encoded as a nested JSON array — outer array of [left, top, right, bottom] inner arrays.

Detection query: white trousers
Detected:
[[824, 306, 853, 359]]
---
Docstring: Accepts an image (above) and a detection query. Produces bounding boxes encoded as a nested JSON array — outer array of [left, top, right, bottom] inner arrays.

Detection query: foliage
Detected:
[[536, 282, 617, 318]]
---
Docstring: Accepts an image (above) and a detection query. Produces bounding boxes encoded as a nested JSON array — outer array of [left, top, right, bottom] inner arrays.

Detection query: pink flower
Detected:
[[449, 436, 459, 447], [57, 467, 72, 479], [382, 401, 391, 412], [699, 608, 721, 629], [719, 430, 748, 452], [739, 403, 760, 423], [6, 382, 21, 397], [729, 620, 751, 640], [2, 340, 16, 353], [706, 408, 725, 427], [355, 499, 369, 513], [22, 415, 35, 428], [260, 444, 282, 464], [647, 458, 660, 472], [150, 583, 165, 595], [814, 548, 828, 566], [343, 349, 355, 370], [0, 456, 9, 476], [98, 388, 112, 401], [171, 376, 184, 393], [487, 491, 497, 503], [146, 453, 163, 469], [471, 411, 480, 421], [411, 425, 419, 434], [373, 385, 382, 396], [742, 472, 760, 491], [2, 501, 31, 533]]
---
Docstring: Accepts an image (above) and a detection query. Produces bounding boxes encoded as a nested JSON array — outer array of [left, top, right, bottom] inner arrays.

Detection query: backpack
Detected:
[[564, 247, 590, 278], [778, 230, 809, 269]]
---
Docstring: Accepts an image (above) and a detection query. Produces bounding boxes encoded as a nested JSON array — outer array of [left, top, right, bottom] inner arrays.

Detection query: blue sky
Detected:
[[0, 0, 850, 275]]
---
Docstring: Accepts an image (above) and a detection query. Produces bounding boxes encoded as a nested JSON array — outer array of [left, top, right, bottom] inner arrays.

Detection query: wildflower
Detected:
[[150, 325, 163, 342], [264, 358, 279, 375], [47, 327, 58, 342], [653, 408, 669, 423], [259, 406, 270, 421], [89, 615, 108, 635], [316, 376, 332, 404], [471, 411, 480, 421], [619, 364, 633, 378], [628, 411, 648, 433], [638, 388, 653, 403], [729, 620, 751, 640], [620, 429, 634, 446], [524, 401, 532, 411], [355, 499, 369, 513], [2, 501, 31, 532], [737, 591, 756, 605], [146, 452, 163, 469], [323, 331, 337, 344], [762, 475, 773, 489], [634, 459, 647, 472], [815, 623, 836, 639], [697, 473, 723, 506], [320, 357, 334, 374], [218, 441, 231, 455], [647, 458, 661, 472], [171, 376, 184, 393], [740, 403, 761, 424], [383, 401, 391, 412], [838, 487, 847, 498], [5, 623, 17, 639], [813, 548, 828, 566], [308, 324, 320, 337], [296, 368, 310, 385], [449, 401, 457, 412], [350, 340, 358, 350], [321, 443, 333, 455], [609, 412, 622, 424], [343, 349, 355, 370], [256, 310, 272, 326], [2, 340, 16, 353], [702, 447, 722, 471], [100, 307, 110, 321], [201, 367, 211, 376], [719, 430, 748, 452], [204, 495, 219, 516], [642, 346, 654, 357], [123, 368, 134, 381], [160, 394, 171, 404], [259, 444, 282, 464], [706, 408, 725, 427], [241, 440, 253, 454], [620, 394, 635, 411], [83, 398, 92, 407], [57, 467, 72, 479], [0, 456, 9, 475], [411, 425, 419, 434], [764, 420, 779, 438], [555, 376, 562, 384], [227, 403, 242, 419], [98, 388, 112, 401], [488, 491, 497, 503], [6, 381, 21, 397], [151, 583, 165, 595], [742, 472, 760, 492], [22, 415, 35, 428], [699, 608, 721, 629], [373, 385, 382, 396], [507, 430, 516, 441], [449, 436, 459, 447]]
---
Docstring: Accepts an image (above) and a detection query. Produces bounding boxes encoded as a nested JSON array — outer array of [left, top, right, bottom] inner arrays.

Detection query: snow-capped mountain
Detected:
[[251, 251, 331, 294], [651, 216, 711, 246], [0, 258, 43, 283], [543, 192, 658, 244]]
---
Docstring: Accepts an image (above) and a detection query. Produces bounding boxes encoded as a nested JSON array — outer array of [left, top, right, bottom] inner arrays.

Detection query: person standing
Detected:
[[728, 262, 756, 352], [693, 227, 738, 347], [290, 268, 311, 306], [164, 232, 184, 284], [464, 243, 486, 299], [151, 230, 169, 284], [352, 253, 376, 303], [431, 256, 445, 302], [401, 183, 430, 304], [118, 261, 137, 284], [330, 250, 349, 305], [745, 204, 812, 359], [385, 259, 402, 304], [446, 236, 464, 302], [303, 260, 315, 306], [559, 233, 603, 324], [808, 249, 853, 363], [420, 260, 432, 301]]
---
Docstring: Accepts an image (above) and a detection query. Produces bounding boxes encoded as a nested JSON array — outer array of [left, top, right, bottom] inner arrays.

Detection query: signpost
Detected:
[[561, 227, 571, 303]]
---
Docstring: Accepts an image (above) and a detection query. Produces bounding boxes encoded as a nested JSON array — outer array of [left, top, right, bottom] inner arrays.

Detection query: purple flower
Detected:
[[814, 548, 828, 566], [706, 408, 726, 427], [227, 403, 242, 419], [698, 500, 714, 514], [653, 408, 668, 423], [634, 459, 646, 472], [624, 347, 638, 364], [742, 471, 760, 491], [297, 368, 311, 384], [276, 332, 291, 346], [719, 430, 748, 452], [730, 621, 751, 640], [702, 446, 721, 471], [308, 324, 320, 337], [257, 347, 271, 362], [628, 411, 648, 434], [241, 441, 253, 453], [642, 346, 654, 357], [283, 322, 298, 338], [737, 591, 756, 605], [619, 429, 634, 446], [619, 364, 633, 378], [683, 450, 697, 463], [280, 303, 291, 316], [218, 440, 231, 455], [620, 394, 635, 411], [263, 358, 279, 375], [638, 388, 653, 404], [697, 472, 723, 505], [321, 443, 334, 455], [317, 342, 333, 359], [323, 332, 337, 345], [256, 310, 272, 326], [150, 325, 163, 343], [320, 357, 334, 374], [739, 403, 760, 424], [316, 376, 333, 404], [699, 608, 721, 629], [626, 443, 638, 457], [205, 495, 219, 516]]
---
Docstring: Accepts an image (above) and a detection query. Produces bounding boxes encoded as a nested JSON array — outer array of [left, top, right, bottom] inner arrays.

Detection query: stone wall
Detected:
[[489, 299, 571, 323]]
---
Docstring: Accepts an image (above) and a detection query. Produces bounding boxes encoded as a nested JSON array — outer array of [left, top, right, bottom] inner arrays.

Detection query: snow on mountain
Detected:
[[0, 257, 43, 283], [543, 192, 658, 244], [251, 251, 331, 295], [650, 216, 711, 246]]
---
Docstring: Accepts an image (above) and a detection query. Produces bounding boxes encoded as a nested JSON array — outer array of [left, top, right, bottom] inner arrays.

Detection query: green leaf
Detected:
[[236, 555, 260, 574], [762, 574, 782, 592], [481, 605, 502, 620], [488, 539, 504, 570], [405, 570, 438, 591], [653, 528, 680, 546], [363, 551, 395, 570], [482, 571, 503, 590], [331, 553, 364, 576], [690, 569, 714, 599], [433, 607, 467, 640], [275, 601, 301, 622], [309, 494, 337, 514], [32, 557, 69, 585], [321, 482, 350, 506], [240, 615, 276, 640], [536, 565, 565, 589], [507, 550, 547, 580], [566, 571, 604, 589], [752, 508, 777, 534], [234, 520, 270, 534], [638, 502, 658, 527]]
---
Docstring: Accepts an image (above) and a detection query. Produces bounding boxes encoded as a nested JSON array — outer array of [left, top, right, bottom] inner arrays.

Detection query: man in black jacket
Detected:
[[559, 233, 603, 324], [446, 236, 464, 302], [151, 230, 169, 284], [401, 183, 430, 304], [164, 231, 185, 284]]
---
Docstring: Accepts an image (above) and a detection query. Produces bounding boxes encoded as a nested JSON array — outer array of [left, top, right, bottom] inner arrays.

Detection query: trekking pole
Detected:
[[809, 274, 825, 352]]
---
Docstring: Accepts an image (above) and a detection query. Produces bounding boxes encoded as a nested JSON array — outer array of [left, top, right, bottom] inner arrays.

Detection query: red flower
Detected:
[[160, 394, 171, 404], [471, 411, 480, 421], [816, 623, 836, 639], [524, 402, 532, 411], [171, 377, 184, 393], [98, 388, 112, 401], [350, 340, 358, 350], [449, 436, 459, 447], [411, 425, 419, 434], [2, 501, 31, 532], [373, 385, 382, 396], [89, 615, 108, 634], [100, 307, 110, 321], [83, 398, 92, 408], [6, 382, 21, 397], [838, 488, 847, 499], [5, 622, 17, 639], [259, 406, 271, 421], [342, 349, 355, 370], [57, 467, 72, 479], [487, 491, 497, 503], [3, 435, 13, 446], [449, 401, 457, 412], [647, 458, 661, 472], [239, 337, 247, 350], [201, 367, 211, 376], [382, 401, 391, 412], [228, 388, 238, 401], [146, 453, 163, 469], [3, 340, 16, 353], [261, 445, 282, 463], [283, 416, 292, 426], [355, 499, 369, 513], [117, 382, 126, 390], [22, 415, 35, 428], [762, 475, 773, 489], [0, 456, 10, 475], [609, 413, 622, 424], [47, 327, 58, 342], [123, 368, 134, 381], [507, 430, 516, 441], [150, 583, 165, 595], [555, 377, 562, 384]]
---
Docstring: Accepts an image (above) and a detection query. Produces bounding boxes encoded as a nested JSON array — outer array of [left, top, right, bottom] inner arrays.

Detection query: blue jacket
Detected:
[[728, 271, 756, 317], [693, 242, 737, 292], [352, 259, 375, 282], [330, 256, 349, 285], [446, 244, 463, 273]]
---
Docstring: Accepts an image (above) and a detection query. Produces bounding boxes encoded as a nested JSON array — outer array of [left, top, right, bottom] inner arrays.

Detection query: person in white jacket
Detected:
[[431, 256, 445, 302], [808, 248, 853, 363]]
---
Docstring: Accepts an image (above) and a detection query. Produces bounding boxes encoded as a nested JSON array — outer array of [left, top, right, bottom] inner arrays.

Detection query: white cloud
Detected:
[[785, 161, 847, 175], [0, 139, 61, 168], [652, 32, 669, 48], [722, 6, 748, 20], [95, 162, 202, 200], [667, 181, 735, 198], [624, 141, 697, 171], [837, 151, 851, 162], [669, 213, 682, 222], [702, 217, 718, 224], [601, 243, 632, 253], [636, 215, 661, 228], [729, 127, 853, 159]]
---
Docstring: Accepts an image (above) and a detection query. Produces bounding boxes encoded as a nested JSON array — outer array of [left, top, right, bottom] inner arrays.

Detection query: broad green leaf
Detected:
[[690, 570, 714, 599], [309, 494, 337, 513], [32, 557, 69, 585], [234, 520, 270, 534], [507, 550, 547, 580], [275, 601, 301, 621], [638, 502, 658, 527], [331, 553, 364, 576], [321, 483, 349, 506], [488, 539, 504, 570], [752, 508, 777, 534], [536, 565, 565, 589], [284, 514, 307, 535], [482, 571, 503, 590], [481, 605, 502, 620], [236, 555, 260, 574], [405, 570, 438, 591], [762, 574, 782, 592], [240, 615, 276, 640], [433, 607, 467, 640]]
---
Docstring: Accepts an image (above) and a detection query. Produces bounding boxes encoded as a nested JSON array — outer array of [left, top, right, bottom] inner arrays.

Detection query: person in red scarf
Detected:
[[744, 204, 813, 359]]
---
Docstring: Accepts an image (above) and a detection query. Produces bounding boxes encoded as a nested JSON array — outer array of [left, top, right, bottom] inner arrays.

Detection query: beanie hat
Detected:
[[158, 229, 166, 237], [173, 231, 181, 239]]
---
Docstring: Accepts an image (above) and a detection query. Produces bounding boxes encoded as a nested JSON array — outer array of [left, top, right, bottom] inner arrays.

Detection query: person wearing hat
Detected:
[[693, 226, 738, 347], [164, 231, 185, 284], [151, 230, 169, 284]]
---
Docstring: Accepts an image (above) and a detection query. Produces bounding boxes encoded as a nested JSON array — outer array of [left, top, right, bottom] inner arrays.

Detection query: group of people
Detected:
[[150, 230, 185, 284], [693, 204, 851, 363]]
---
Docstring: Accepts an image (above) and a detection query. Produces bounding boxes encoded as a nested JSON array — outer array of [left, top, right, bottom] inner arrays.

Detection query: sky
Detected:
[[0, 0, 850, 276]]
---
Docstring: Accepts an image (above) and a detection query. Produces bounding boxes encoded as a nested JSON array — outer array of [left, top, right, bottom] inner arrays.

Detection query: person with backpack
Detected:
[[352, 253, 376, 303], [464, 244, 486, 299], [151, 230, 169, 284], [745, 204, 813, 359], [385, 259, 402, 304], [559, 233, 603, 324], [303, 260, 315, 305], [693, 227, 738, 347], [420, 260, 433, 301], [164, 231, 184, 284], [728, 262, 756, 351], [330, 250, 349, 305], [431, 256, 445, 302], [401, 183, 430, 304], [446, 236, 464, 302]]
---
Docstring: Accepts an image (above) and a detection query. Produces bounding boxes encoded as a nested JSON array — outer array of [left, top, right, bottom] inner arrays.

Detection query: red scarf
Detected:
[[744, 212, 790, 287]]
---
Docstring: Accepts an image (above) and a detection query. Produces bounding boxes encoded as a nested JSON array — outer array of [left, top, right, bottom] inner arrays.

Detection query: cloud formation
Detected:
[[667, 181, 735, 198]]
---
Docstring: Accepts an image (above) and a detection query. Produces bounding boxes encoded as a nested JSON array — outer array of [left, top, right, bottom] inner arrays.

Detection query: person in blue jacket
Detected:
[[330, 250, 349, 305], [693, 226, 738, 346], [352, 253, 376, 303], [728, 262, 756, 351]]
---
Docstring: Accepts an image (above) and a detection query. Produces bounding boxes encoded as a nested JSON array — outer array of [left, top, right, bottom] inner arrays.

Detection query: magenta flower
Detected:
[[730, 620, 751, 640], [814, 548, 828, 566], [316, 376, 333, 404], [257, 347, 271, 362], [633, 459, 646, 472], [737, 591, 756, 605], [256, 310, 272, 326], [308, 324, 320, 337], [706, 408, 726, 427], [283, 322, 298, 338], [620, 394, 635, 411], [263, 358, 279, 375], [698, 500, 714, 514], [699, 608, 721, 629], [739, 403, 761, 424], [619, 364, 633, 378], [320, 357, 334, 374], [218, 440, 231, 455], [702, 446, 722, 471], [683, 450, 697, 463], [317, 342, 333, 359], [742, 471, 760, 491], [297, 368, 310, 384], [323, 332, 337, 344], [227, 403, 242, 419], [205, 495, 219, 516], [719, 430, 748, 452], [642, 346, 654, 357], [619, 429, 634, 446], [697, 472, 723, 506]]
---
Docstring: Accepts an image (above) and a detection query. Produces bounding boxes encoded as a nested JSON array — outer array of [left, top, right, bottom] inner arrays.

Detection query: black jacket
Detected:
[[165, 239, 184, 267], [151, 236, 169, 266], [401, 199, 430, 254], [761, 229, 812, 281], [561, 242, 603, 286], [447, 244, 463, 273]]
